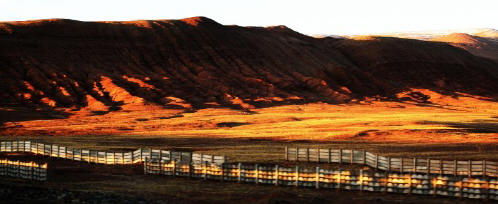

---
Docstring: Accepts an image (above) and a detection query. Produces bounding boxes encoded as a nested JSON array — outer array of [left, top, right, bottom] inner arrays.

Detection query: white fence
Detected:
[[286, 147, 498, 177], [0, 140, 225, 165], [0, 159, 47, 181], [145, 160, 498, 200]]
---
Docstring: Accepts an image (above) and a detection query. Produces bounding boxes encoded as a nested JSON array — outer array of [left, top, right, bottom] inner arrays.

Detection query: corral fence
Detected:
[[285, 147, 498, 178], [145, 160, 498, 200], [0, 140, 225, 165], [0, 159, 47, 181]]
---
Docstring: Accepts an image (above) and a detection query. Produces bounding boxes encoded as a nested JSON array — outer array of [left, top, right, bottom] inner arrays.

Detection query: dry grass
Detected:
[[1, 89, 498, 161], [1, 89, 498, 202], [3, 89, 498, 144]]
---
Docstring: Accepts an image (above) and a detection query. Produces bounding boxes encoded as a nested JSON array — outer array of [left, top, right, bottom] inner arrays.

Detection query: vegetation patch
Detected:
[[216, 122, 251, 128]]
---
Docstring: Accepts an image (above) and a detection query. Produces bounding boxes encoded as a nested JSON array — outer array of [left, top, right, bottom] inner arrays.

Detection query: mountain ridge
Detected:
[[1, 17, 497, 114]]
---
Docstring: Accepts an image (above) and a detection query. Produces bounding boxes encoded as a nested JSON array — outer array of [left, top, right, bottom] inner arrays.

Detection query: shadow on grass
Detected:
[[418, 120, 498, 133], [216, 122, 251, 128], [0, 106, 69, 126]]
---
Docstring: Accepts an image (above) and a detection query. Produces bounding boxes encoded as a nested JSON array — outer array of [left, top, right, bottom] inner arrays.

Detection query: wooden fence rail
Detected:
[[145, 160, 498, 200], [285, 147, 498, 178], [0, 159, 47, 181], [0, 140, 225, 165]]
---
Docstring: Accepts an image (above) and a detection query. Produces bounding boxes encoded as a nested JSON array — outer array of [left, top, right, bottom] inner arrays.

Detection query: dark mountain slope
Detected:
[[0, 17, 497, 112]]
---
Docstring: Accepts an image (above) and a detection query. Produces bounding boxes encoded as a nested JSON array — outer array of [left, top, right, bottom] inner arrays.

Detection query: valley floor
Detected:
[[2, 89, 498, 145], [0, 89, 498, 203]]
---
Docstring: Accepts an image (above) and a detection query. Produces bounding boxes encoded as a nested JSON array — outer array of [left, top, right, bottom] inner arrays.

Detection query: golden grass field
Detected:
[[3, 89, 498, 142], [1, 89, 498, 203], [1, 89, 498, 161]]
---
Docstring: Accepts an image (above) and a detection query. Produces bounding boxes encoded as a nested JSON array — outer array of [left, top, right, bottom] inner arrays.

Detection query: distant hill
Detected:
[[431, 33, 498, 60], [0, 17, 498, 113], [473, 28, 498, 39], [353, 28, 498, 61]]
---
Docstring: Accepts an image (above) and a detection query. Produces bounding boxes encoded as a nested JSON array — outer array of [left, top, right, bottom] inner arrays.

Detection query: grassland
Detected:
[[1, 89, 498, 203]]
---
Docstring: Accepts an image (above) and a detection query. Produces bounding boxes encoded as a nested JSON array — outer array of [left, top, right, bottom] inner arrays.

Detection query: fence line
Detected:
[[0, 159, 47, 181], [0, 140, 225, 165], [285, 147, 498, 178], [145, 160, 498, 200]]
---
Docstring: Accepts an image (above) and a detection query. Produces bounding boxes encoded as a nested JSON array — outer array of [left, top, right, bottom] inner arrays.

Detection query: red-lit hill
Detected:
[[1, 17, 497, 114]]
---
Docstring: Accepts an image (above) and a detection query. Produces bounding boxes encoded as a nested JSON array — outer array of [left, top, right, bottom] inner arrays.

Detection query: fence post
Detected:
[[143, 157, 147, 174], [16, 160, 20, 178], [203, 161, 207, 180], [363, 150, 366, 165], [149, 149, 153, 162], [483, 160, 487, 178], [486, 178, 490, 200], [427, 158, 430, 175], [50, 144, 54, 157], [120, 152, 124, 164], [255, 164, 259, 184], [136, 147, 143, 162], [238, 163, 242, 183], [387, 157, 391, 172], [188, 162, 193, 178], [32, 141, 36, 155], [337, 170, 341, 190], [359, 169, 363, 191], [295, 166, 299, 187], [70, 148, 74, 161], [350, 149, 354, 164], [295, 148, 299, 161], [339, 149, 342, 164], [400, 158, 404, 174], [375, 154, 379, 169], [328, 148, 331, 163], [316, 148, 320, 162], [30, 162, 34, 180], [275, 164, 279, 186], [432, 174, 436, 197], [173, 161, 178, 177], [315, 167, 320, 189], [413, 158, 418, 173], [408, 173, 412, 194], [468, 160, 472, 178], [384, 171, 388, 193], [439, 159, 443, 176], [89, 150, 93, 164], [285, 147, 288, 161], [454, 160, 457, 176], [221, 163, 225, 182], [306, 148, 309, 162]]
